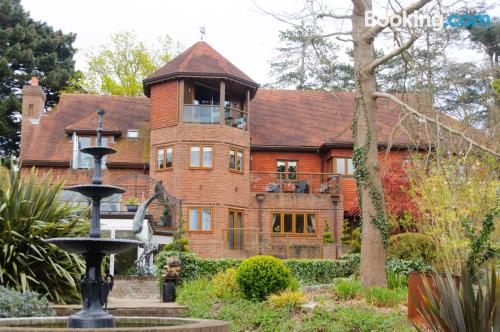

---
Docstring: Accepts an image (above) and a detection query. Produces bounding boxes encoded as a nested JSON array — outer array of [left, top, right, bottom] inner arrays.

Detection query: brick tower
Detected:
[[143, 41, 258, 257]]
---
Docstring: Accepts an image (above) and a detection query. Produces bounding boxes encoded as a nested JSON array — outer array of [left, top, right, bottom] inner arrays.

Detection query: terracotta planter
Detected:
[[407, 271, 460, 326]]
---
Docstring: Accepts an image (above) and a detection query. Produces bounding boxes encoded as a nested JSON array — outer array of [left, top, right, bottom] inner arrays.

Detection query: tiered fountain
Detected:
[[46, 109, 141, 328], [0, 110, 228, 331]]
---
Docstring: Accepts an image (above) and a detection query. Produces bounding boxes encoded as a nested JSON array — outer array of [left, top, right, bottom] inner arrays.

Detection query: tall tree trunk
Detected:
[[351, 0, 388, 287]]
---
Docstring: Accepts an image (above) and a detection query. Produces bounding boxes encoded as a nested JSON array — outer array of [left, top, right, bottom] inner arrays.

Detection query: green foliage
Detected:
[[363, 287, 406, 307], [268, 22, 354, 91], [416, 265, 497, 332], [0, 166, 88, 303], [177, 277, 413, 332], [387, 232, 437, 264], [332, 279, 362, 300], [300, 306, 414, 332], [0, 0, 78, 156], [176, 278, 215, 319], [386, 257, 432, 276], [463, 207, 498, 280], [323, 221, 334, 244], [284, 257, 359, 285], [407, 156, 499, 273], [387, 271, 408, 290], [212, 268, 241, 300], [125, 196, 138, 205], [236, 256, 292, 300], [155, 251, 360, 286], [163, 218, 189, 253], [0, 286, 53, 318], [267, 289, 306, 309], [75, 31, 181, 96]]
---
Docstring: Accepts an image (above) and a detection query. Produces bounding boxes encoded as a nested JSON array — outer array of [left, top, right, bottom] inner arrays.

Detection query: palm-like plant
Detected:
[[416, 264, 498, 332], [0, 166, 88, 304]]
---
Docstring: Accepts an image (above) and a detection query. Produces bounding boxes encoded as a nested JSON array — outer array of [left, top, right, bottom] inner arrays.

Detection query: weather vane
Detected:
[[200, 26, 205, 40]]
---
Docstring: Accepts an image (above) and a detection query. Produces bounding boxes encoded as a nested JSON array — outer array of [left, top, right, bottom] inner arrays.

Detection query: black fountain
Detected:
[[45, 110, 141, 329]]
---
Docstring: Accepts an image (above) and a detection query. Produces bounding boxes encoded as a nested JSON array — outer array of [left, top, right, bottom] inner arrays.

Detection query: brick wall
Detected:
[[150, 81, 178, 130]]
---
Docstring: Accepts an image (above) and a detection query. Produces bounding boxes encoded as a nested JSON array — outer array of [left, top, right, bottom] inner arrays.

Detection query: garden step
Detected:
[[50, 300, 187, 318]]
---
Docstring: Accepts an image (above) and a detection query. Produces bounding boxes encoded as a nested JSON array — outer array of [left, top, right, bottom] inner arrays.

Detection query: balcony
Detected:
[[182, 105, 247, 130], [222, 228, 325, 259], [183, 105, 221, 124], [251, 172, 341, 194]]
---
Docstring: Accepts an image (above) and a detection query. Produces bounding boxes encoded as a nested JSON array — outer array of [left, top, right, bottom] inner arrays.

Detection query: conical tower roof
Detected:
[[143, 41, 258, 96]]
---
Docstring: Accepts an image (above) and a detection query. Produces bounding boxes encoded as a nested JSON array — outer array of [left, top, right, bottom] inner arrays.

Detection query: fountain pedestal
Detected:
[[45, 110, 140, 328]]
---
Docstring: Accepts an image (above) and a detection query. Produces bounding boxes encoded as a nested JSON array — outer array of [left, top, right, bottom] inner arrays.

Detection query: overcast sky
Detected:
[[21, 0, 499, 86]]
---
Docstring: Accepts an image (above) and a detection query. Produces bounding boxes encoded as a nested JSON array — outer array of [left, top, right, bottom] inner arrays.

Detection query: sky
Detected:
[[21, 0, 306, 84], [20, 0, 500, 86]]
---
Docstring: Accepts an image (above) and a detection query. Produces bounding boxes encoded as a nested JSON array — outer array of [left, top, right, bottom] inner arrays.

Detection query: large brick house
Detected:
[[20, 41, 420, 263]]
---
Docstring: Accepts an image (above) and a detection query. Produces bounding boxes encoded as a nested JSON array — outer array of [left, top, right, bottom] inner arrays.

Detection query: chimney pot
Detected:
[[31, 77, 39, 86]]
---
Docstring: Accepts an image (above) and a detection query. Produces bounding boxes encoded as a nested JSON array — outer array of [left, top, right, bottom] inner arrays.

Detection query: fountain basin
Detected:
[[45, 238, 141, 255], [0, 317, 230, 331], [67, 185, 125, 199], [80, 146, 116, 157]]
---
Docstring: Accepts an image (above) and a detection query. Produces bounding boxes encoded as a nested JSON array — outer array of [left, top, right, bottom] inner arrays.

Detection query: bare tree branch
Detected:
[[362, 0, 432, 41], [320, 31, 353, 38], [317, 12, 351, 19], [372, 91, 500, 157], [367, 33, 419, 72]]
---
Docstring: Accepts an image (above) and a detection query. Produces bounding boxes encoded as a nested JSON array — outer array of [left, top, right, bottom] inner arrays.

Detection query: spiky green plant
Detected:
[[0, 166, 88, 304], [416, 265, 498, 332]]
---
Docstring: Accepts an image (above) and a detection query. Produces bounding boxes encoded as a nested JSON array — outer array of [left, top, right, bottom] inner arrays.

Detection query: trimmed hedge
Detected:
[[155, 251, 360, 285]]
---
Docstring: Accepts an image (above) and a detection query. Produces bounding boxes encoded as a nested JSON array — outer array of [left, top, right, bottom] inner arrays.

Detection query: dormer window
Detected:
[[72, 134, 108, 169], [127, 129, 139, 138]]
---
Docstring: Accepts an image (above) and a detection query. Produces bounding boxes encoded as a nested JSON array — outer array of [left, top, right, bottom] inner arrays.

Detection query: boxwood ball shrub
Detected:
[[387, 232, 437, 264], [236, 255, 292, 300]]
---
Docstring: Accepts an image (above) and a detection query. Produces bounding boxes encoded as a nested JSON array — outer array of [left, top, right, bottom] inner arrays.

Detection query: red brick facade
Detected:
[[19, 42, 418, 259]]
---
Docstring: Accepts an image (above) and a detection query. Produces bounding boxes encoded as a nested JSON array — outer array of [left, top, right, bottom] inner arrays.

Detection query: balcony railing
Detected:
[[222, 228, 325, 259], [182, 105, 247, 130], [183, 105, 221, 124], [251, 172, 341, 194]]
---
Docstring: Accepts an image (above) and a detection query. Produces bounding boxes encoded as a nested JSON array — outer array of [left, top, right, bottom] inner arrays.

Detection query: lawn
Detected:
[[176, 278, 415, 332]]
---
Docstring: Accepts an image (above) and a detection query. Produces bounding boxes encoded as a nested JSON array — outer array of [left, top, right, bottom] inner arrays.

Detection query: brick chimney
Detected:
[[20, 77, 46, 158]]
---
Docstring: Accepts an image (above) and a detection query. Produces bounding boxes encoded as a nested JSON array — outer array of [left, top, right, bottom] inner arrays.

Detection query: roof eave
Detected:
[[143, 72, 259, 98]]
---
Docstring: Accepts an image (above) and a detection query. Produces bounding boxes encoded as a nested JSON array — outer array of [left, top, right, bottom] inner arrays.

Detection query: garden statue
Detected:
[[132, 181, 167, 274], [161, 257, 182, 302]]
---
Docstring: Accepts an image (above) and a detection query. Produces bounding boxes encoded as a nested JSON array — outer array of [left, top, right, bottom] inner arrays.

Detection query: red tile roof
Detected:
[[249, 89, 476, 149], [65, 112, 121, 135], [143, 41, 258, 96], [21, 94, 150, 166], [22, 89, 482, 166]]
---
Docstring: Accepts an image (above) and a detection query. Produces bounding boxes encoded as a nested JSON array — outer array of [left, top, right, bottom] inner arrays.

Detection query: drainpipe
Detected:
[[256, 194, 265, 254], [331, 195, 340, 259]]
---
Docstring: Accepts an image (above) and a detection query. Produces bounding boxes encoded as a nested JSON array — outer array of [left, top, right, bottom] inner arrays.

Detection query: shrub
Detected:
[[212, 268, 241, 299], [387, 271, 408, 289], [323, 222, 334, 244], [387, 232, 437, 264], [155, 251, 359, 285], [176, 278, 215, 319], [0, 286, 53, 318], [386, 257, 431, 275], [332, 279, 362, 300], [417, 265, 497, 331], [236, 256, 292, 300], [0, 167, 87, 304], [363, 287, 405, 307], [268, 289, 306, 309]]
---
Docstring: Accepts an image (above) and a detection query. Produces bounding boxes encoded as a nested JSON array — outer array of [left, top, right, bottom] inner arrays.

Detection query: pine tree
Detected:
[[0, 0, 77, 156]]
